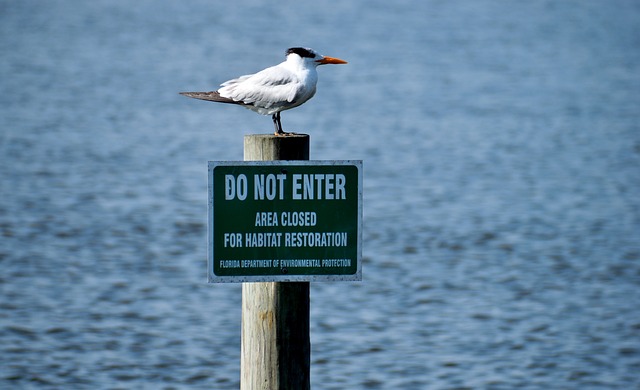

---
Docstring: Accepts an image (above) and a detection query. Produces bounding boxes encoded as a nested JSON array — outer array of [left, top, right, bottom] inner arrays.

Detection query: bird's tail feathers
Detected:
[[179, 91, 244, 105]]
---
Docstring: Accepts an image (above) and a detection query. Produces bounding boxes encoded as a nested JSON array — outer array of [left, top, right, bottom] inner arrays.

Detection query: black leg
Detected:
[[272, 112, 284, 135]]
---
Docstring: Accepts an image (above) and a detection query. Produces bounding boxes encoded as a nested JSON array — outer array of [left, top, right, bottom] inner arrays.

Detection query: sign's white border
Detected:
[[207, 160, 363, 283]]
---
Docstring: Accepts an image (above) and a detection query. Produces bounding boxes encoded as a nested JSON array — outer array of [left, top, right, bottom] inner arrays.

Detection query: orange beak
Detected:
[[317, 56, 348, 65]]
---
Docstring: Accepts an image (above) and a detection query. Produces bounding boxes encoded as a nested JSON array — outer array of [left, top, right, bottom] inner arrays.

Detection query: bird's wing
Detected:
[[218, 66, 302, 109]]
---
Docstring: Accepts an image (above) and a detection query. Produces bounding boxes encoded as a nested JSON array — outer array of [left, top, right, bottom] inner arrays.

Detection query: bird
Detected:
[[180, 47, 347, 136]]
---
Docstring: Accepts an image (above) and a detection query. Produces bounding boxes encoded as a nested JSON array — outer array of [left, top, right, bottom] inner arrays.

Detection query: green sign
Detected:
[[208, 161, 362, 282]]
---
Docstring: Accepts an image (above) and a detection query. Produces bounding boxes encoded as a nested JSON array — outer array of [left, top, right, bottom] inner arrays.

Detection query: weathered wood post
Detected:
[[241, 134, 310, 390]]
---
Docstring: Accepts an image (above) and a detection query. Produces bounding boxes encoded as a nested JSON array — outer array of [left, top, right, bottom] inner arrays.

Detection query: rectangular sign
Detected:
[[208, 160, 362, 283]]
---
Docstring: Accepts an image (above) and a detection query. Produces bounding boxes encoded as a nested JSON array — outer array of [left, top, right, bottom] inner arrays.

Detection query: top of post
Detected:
[[244, 134, 310, 161]]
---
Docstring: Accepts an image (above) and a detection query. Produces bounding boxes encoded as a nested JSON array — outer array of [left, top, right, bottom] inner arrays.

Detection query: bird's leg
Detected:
[[272, 112, 285, 136]]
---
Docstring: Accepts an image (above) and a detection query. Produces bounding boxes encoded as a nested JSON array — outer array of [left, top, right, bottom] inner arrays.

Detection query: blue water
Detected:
[[2, 0, 640, 388]]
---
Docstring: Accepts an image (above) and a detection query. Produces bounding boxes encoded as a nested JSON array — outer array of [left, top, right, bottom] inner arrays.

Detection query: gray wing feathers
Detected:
[[179, 91, 245, 105]]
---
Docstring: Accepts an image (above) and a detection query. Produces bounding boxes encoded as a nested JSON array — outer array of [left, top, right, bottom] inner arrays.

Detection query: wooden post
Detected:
[[241, 134, 310, 390]]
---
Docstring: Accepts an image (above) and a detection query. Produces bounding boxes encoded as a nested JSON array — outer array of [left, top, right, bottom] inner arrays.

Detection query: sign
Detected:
[[208, 160, 362, 282]]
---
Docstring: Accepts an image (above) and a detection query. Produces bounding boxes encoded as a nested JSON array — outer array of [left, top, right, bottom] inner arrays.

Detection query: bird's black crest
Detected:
[[286, 47, 316, 58]]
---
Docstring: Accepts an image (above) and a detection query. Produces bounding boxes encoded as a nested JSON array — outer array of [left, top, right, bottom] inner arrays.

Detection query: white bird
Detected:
[[180, 47, 347, 135]]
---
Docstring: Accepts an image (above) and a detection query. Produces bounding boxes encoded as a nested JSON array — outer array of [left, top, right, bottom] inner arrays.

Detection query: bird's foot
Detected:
[[274, 131, 297, 137]]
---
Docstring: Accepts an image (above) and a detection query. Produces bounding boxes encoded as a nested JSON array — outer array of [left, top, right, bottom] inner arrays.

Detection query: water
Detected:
[[1, 0, 639, 388]]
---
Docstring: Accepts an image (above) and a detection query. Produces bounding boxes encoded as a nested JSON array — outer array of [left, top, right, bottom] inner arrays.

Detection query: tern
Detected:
[[180, 47, 347, 135]]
